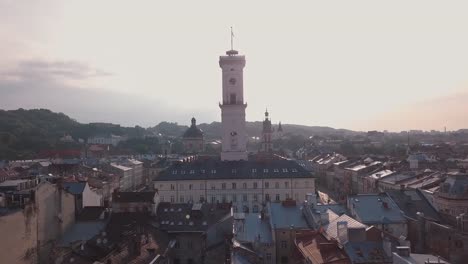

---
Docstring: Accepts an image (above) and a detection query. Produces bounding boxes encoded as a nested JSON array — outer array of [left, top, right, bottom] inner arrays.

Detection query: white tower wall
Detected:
[[219, 51, 248, 161]]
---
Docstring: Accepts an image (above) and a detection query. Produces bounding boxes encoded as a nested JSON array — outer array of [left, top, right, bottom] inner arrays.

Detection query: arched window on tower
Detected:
[[230, 93, 237, 104]]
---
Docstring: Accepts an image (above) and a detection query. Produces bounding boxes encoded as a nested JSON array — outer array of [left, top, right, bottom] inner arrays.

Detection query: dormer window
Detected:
[[274, 169, 279, 173], [282, 168, 288, 172], [232, 169, 237, 174], [181, 170, 186, 175], [190, 170, 195, 174], [211, 169, 216, 174], [252, 169, 257, 173], [263, 169, 269, 173], [172, 170, 177, 175], [201, 169, 205, 174]]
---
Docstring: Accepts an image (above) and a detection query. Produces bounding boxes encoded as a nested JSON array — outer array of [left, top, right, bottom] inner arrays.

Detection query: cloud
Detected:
[[0, 59, 111, 83], [0, 59, 215, 127]]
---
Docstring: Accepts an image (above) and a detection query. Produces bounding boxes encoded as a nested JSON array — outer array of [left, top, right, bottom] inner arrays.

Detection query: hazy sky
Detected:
[[1, 0, 468, 132]]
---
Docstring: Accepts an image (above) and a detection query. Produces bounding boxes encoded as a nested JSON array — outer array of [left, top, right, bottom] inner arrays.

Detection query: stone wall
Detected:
[[0, 204, 38, 264]]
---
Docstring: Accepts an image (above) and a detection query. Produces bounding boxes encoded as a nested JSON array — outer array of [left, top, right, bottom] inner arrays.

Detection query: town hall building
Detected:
[[154, 45, 316, 213]]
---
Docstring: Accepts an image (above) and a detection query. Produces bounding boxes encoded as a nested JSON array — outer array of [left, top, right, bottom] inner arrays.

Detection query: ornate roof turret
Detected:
[[183, 117, 204, 138], [278, 121, 283, 132]]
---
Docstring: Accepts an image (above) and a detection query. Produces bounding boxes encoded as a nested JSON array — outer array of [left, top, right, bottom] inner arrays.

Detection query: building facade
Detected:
[[154, 160, 315, 213]]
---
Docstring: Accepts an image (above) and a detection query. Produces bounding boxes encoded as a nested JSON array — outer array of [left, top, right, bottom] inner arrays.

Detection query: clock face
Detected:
[[229, 78, 236, 85]]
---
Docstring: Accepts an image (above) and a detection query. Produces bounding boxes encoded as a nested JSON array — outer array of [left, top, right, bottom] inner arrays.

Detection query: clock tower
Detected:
[[219, 48, 248, 161]]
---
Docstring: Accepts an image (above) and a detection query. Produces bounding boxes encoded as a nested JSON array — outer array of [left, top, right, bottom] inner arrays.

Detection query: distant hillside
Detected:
[[149, 121, 359, 139], [0, 108, 360, 159], [0, 109, 146, 159]]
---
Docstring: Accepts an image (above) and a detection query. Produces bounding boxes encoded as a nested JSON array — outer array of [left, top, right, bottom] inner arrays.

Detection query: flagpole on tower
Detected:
[[231, 26, 234, 51]]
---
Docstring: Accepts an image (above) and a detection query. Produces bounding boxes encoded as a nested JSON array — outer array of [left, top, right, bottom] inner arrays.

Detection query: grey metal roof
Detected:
[[268, 202, 309, 229], [386, 190, 441, 222], [62, 182, 86, 195], [233, 213, 273, 244], [348, 193, 406, 225], [156, 159, 313, 181], [58, 221, 106, 246]]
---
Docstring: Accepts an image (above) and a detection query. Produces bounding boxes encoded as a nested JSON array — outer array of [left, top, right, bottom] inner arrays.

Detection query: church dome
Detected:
[[183, 117, 204, 138]]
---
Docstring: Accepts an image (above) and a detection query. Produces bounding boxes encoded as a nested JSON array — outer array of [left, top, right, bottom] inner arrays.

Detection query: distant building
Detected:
[[260, 110, 273, 153], [434, 171, 468, 219], [182, 117, 205, 154], [87, 134, 125, 146]]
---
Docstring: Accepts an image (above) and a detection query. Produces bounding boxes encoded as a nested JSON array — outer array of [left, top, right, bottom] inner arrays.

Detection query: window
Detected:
[[252, 169, 257, 173], [161, 196, 165, 202], [233, 206, 238, 212], [230, 93, 237, 104], [285, 182, 289, 188], [222, 183, 226, 190], [222, 195, 227, 203], [211, 184, 215, 190], [266, 253, 272, 261], [199, 195, 204, 202], [275, 182, 279, 189], [283, 168, 288, 172], [189, 184, 193, 190], [201, 169, 205, 174], [253, 205, 259, 213], [281, 241, 287, 248], [232, 169, 237, 174], [243, 182, 247, 189], [170, 196, 175, 203], [263, 169, 269, 173], [295, 193, 299, 200], [253, 194, 258, 202], [232, 194, 237, 202], [253, 182, 258, 189], [211, 169, 216, 174], [232, 183, 237, 189], [175, 242, 180, 249], [285, 193, 290, 199], [211, 196, 216, 203], [187, 241, 193, 249], [171, 184, 175, 190], [180, 196, 184, 203], [265, 194, 270, 201], [190, 170, 195, 174], [181, 170, 185, 175], [265, 182, 269, 188], [274, 168, 279, 173], [172, 170, 177, 175], [243, 194, 248, 202], [292, 168, 298, 172], [276, 194, 280, 201]]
